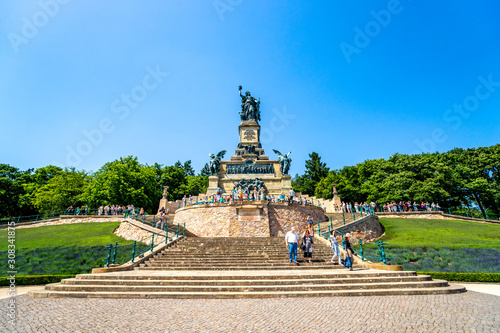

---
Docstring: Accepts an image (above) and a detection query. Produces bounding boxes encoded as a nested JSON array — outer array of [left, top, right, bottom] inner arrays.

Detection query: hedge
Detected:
[[417, 271, 500, 283], [0, 275, 75, 286]]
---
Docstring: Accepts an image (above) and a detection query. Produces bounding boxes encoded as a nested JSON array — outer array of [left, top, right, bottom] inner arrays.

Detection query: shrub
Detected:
[[0, 275, 75, 286], [418, 272, 500, 283]]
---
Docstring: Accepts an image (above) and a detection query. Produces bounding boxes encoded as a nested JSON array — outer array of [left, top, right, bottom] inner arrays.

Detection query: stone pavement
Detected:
[[1, 291, 498, 332]]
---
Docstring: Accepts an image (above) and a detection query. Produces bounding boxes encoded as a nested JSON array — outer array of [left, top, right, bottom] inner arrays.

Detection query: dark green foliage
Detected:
[[313, 145, 500, 216], [0, 275, 76, 286], [416, 272, 500, 282], [293, 152, 329, 196]]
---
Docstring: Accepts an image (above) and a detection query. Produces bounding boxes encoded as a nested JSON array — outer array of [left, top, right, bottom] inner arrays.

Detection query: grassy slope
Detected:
[[377, 218, 500, 249], [0, 222, 134, 252]]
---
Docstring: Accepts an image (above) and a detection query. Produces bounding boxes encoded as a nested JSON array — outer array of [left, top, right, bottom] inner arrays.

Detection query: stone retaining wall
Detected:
[[376, 211, 499, 224], [6, 216, 123, 230], [114, 220, 165, 244], [334, 215, 384, 244], [173, 202, 326, 237]]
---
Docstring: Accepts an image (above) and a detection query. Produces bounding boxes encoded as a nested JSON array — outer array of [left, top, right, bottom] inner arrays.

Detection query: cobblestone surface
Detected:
[[1, 292, 498, 332]]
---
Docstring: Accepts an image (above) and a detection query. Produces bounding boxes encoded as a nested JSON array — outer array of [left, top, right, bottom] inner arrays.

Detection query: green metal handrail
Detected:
[[315, 218, 389, 265], [103, 223, 183, 267]]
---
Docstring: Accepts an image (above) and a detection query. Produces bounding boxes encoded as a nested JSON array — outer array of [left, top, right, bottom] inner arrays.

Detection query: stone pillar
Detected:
[[206, 176, 219, 196], [332, 184, 342, 207], [157, 186, 169, 214], [281, 175, 293, 195]]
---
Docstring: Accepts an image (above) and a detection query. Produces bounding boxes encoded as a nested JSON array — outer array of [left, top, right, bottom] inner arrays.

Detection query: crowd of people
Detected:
[[181, 188, 318, 207], [65, 204, 148, 218], [328, 201, 442, 214], [284, 217, 354, 270]]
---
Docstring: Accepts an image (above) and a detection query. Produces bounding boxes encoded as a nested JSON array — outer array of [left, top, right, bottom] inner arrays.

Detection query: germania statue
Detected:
[[239, 85, 261, 122]]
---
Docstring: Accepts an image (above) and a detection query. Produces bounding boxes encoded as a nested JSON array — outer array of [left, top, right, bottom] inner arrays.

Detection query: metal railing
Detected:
[[102, 222, 185, 268], [314, 216, 389, 265]]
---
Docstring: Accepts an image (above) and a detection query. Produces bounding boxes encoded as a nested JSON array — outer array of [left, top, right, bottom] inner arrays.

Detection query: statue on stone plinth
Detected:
[[162, 186, 169, 199], [209, 150, 227, 175], [239, 85, 261, 122], [273, 149, 292, 175]]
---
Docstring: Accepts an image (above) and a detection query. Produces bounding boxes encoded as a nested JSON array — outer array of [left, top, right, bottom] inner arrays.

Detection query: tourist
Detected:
[[156, 211, 166, 229], [330, 231, 341, 265], [182, 195, 187, 207], [285, 226, 299, 264], [306, 214, 313, 230], [301, 229, 314, 263], [344, 234, 354, 271]]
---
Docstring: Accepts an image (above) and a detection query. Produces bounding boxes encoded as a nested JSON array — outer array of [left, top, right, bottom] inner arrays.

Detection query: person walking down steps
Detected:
[[301, 229, 314, 263], [344, 234, 354, 271], [330, 231, 341, 265], [285, 227, 299, 264]]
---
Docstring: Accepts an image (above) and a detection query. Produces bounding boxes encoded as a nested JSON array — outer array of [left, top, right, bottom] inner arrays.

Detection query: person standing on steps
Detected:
[[344, 234, 354, 271], [285, 226, 299, 264], [330, 230, 341, 265], [301, 229, 314, 263], [306, 215, 313, 234]]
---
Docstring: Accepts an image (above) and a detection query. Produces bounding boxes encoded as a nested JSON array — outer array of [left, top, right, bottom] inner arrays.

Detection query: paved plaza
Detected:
[[1, 291, 499, 332]]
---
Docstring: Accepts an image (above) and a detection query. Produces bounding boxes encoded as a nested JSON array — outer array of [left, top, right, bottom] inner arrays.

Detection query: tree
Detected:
[[0, 164, 30, 217], [293, 152, 329, 196], [182, 160, 195, 176], [199, 163, 211, 177], [82, 156, 158, 213], [33, 168, 89, 213]]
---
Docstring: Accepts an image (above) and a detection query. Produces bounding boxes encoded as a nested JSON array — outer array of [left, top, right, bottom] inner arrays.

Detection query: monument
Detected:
[[206, 86, 293, 197]]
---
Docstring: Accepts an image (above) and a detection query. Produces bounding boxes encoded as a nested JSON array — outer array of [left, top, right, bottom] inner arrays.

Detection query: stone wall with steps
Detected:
[[29, 236, 465, 299], [334, 215, 384, 243], [173, 202, 326, 237], [114, 220, 165, 244]]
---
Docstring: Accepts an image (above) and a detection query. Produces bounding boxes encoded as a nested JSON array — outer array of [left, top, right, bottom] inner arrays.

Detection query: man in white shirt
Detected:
[[285, 227, 299, 264]]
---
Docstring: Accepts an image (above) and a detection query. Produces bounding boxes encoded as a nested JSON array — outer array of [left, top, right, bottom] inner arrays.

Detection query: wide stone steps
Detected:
[[30, 285, 466, 299], [137, 264, 358, 271], [28, 237, 466, 298], [74, 271, 418, 280], [45, 280, 449, 293], [59, 275, 433, 286]]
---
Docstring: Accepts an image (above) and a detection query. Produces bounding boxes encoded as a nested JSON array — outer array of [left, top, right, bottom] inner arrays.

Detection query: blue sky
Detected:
[[1, 1, 499, 176]]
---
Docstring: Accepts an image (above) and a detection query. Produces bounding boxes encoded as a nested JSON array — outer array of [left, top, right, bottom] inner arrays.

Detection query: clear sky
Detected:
[[1, 1, 499, 176]]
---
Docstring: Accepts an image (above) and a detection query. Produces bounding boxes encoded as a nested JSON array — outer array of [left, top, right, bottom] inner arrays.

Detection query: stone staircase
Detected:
[[29, 237, 465, 298]]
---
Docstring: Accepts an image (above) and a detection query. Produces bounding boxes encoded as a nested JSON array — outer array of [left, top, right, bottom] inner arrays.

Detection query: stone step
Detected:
[[73, 270, 417, 281], [29, 285, 466, 299], [45, 280, 449, 293], [150, 257, 336, 262], [136, 265, 360, 271], [62, 275, 432, 286], [142, 260, 350, 265], [151, 254, 334, 260]]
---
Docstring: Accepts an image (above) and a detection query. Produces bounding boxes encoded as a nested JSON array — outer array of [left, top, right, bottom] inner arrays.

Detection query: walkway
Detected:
[[1, 291, 498, 332]]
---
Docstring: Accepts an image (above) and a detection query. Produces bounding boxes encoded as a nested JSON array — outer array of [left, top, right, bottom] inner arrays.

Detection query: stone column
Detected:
[[157, 186, 169, 214], [332, 184, 342, 207]]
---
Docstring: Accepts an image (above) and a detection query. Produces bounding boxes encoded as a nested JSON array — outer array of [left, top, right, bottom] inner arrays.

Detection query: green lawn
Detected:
[[0, 222, 134, 252], [376, 217, 500, 249]]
